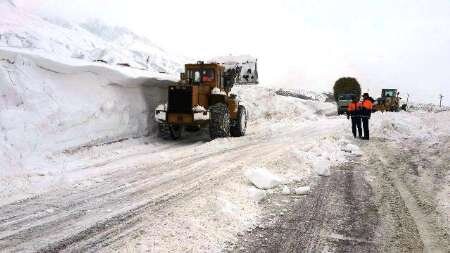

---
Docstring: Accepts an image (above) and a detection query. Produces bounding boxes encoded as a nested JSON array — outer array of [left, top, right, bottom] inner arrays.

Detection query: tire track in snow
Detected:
[[0, 128, 305, 252]]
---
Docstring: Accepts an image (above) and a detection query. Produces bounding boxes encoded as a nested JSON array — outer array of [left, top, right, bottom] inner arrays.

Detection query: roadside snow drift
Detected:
[[0, 50, 175, 173]]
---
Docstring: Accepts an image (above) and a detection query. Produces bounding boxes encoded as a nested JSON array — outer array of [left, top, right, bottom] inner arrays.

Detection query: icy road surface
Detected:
[[229, 136, 450, 252], [1, 110, 449, 252], [0, 114, 347, 252]]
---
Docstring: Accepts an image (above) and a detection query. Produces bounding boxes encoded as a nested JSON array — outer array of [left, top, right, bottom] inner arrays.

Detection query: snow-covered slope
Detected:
[[0, 1, 186, 172], [0, 1, 185, 74]]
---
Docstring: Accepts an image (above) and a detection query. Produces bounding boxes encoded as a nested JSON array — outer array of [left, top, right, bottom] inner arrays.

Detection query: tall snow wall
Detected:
[[0, 50, 174, 171]]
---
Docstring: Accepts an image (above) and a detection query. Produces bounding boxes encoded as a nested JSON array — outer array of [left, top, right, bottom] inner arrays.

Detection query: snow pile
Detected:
[[232, 86, 336, 123], [275, 88, 329, 102], [244, 167, 283, 189], [0, 2, 185, 74], [371, 110, 450, 144], [291, 137, 349, 177], [209, 55, 258, 83]]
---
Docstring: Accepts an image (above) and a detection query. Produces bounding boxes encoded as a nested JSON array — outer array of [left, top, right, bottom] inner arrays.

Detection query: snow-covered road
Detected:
[[0, 113, 351, 252], [230, 135, 449, 252], [1, 96, 449, 252]]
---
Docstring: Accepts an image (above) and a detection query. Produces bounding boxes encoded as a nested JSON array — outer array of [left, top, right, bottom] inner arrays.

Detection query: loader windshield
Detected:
[[383, 90, 397, 97], [188, 68, 215, 84], [201, 69, 215, 82]]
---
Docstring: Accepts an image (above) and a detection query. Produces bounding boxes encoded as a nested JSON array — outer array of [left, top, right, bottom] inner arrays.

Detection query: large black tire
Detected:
[[230, 105, 247, 137], [209, 103, 230, 139], [159, 123, 182, 140]]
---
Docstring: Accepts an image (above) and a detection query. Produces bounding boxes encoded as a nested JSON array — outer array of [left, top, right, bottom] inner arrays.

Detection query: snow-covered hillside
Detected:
[[0, 1, 188, 173], [0, 1, 185, 74]]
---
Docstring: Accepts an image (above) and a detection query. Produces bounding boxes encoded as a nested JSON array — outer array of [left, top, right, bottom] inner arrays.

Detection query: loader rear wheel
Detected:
[[230, 105, 247, 137], [209, 103, 230, 139], [159, 123, 182, 140]]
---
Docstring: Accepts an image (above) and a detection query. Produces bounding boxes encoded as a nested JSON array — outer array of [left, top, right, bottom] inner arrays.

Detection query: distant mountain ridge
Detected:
[[0, 1, 185, 74]]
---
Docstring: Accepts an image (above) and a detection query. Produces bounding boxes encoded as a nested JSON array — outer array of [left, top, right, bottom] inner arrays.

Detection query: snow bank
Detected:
[[232, 86, 336, 124], [244, 167, 283, 189], [275, 88, 329, 102], [408, 103, 450, 113], [0, 50, 175, 173], [370, 111, 450, 142]]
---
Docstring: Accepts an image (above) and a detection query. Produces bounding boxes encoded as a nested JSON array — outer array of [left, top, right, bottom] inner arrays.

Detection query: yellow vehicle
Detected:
[[155, 61, 247, 140], [375, 89, 401, 112]]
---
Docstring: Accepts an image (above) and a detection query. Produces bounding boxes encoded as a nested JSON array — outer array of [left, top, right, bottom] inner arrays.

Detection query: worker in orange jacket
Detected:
[[361, 93, 374, 140], [347, 96, 362, 138]]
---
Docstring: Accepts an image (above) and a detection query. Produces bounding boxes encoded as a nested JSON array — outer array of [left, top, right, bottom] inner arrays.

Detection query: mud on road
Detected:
[[228, 137, 449, 252]]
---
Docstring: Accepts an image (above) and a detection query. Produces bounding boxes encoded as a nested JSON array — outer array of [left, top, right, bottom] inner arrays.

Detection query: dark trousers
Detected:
[[351, 117, 362, 138], [362, 117, 370, 139]]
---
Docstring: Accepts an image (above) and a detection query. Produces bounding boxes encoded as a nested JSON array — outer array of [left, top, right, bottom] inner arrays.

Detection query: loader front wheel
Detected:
[[209, 103, 230, 139], [230, 105, 247, 137], [159, 123, 182, 140]]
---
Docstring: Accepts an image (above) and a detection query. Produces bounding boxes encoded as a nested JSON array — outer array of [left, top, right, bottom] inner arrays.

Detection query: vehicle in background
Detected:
[[336, 94, 356, 115], [374, 89, 401, 112], [333, 77, 362, 115]]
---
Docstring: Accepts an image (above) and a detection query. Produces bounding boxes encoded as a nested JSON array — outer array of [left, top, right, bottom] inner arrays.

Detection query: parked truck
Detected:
[[333, 77, 362, 115]]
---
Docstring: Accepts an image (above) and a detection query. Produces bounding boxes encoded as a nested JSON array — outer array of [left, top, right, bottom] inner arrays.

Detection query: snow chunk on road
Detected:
[[281, 185, 291, 195], [313, 158, 331, 177], [294, 186, 311, 195], [247, 187, 267, 203], [342, 143, 363, 156], [244, 168, 283, 190]]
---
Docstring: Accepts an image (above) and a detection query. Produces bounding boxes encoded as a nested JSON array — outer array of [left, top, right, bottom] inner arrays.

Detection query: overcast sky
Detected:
[[14, 0, 450, 103]]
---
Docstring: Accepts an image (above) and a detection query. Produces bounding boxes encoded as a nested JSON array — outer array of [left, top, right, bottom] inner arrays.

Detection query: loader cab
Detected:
[[182, 62, 226, 90], [180, 62, 236, 93], [382, 89, 398, 98]]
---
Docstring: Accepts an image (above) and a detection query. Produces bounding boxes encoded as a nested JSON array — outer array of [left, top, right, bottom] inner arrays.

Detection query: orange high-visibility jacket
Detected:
[[348, 101, 362, 112], [362, 99, 373, 110], [347, 101, 362, 118]]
